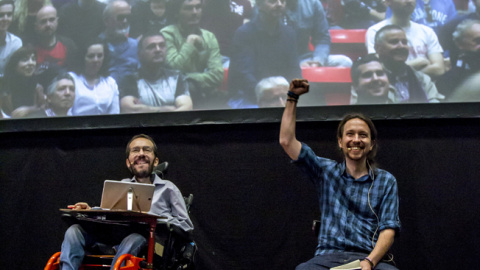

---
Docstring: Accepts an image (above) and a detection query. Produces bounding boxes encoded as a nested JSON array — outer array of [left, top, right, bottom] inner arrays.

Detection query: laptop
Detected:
[[100, 180, 155, 213]]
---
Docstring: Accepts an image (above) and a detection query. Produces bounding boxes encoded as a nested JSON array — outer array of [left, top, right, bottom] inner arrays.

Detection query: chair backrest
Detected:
[[301, 67, 352, 106]]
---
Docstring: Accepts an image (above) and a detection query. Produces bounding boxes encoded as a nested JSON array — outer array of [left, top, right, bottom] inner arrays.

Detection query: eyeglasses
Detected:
[[130, 146, 154, 155]]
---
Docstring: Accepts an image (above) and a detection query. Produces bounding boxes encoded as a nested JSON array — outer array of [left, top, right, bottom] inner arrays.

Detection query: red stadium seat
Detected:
[[329, 29, 368, 62], [221, 67, 229, 92], [301, 67, 352, 106]]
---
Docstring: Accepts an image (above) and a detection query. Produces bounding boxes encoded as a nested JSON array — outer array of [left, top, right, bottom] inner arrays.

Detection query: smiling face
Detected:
[[337, 118, 375, 163], [456, 23, 480, 53], [16, 53, 36, 77], [0, 3, 13, 34], [126, 137, 159, 181], [355, 61, 390, 98], [375, 29, 410, 63]]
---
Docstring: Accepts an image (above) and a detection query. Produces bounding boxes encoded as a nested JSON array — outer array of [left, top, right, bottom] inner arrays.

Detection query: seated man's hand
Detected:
[[289, 79, 309, 96], [300, 60, 322, 68], [186, 34, 204, 50], [68, 202, 91, 210]]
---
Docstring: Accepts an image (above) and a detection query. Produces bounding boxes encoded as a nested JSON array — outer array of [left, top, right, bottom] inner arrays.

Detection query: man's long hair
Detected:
[[336, 113, 378, 167]]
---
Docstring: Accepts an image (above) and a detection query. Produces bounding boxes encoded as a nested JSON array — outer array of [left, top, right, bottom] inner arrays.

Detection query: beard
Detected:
[[129, 156, 155, 178]]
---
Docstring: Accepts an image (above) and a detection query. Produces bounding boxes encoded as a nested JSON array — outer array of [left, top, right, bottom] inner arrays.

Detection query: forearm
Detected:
[[279, 100, 301, 160], [366, 229, 395, 267], [174, 96, 193, 111]]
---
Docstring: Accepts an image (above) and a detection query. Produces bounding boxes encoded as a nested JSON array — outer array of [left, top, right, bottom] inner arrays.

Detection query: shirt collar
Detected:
[[340, 161, 374, 182], [130, 174, 167, 185]]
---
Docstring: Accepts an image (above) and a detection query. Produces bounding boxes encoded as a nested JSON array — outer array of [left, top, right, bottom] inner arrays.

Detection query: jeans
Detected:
[[59, 224, 147, 270]]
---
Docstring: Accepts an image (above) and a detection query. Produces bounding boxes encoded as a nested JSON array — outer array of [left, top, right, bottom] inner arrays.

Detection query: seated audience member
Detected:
[[161, 0, 224, 110], [375, 25, 444, 102], [99, 0, 139, 83], [448, 70, 480, 102], [59, 134, 194, 270], [284, 0, 352, 68], [228, 0, 301, 108], [0, 0, 22, 76], [385, 0, 457, 34], [255, 76, 289, 108], [341, 0, 387, 29], [31, 5, 78, 71], [200, 0, 253, 67], [437, 19, 480, 99], [25, 72, 75, 117], [130, 0, 168, 39], [350, 54, 397, 104], [366, 0, 445, 78], [57, 0, 106, 51], [439, 0, 480, 64], [10, 0, 51, 42], [0, 46, 44, 118], [120, 32, 192, 113], [69, 39, 120, 115]]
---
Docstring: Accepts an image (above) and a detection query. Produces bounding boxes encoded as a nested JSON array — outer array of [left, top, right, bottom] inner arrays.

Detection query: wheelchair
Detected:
[[45, 162, 197, 270]]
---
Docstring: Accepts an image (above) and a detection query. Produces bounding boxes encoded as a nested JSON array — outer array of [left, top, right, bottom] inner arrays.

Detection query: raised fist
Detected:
[[289, 78, 309, 96]]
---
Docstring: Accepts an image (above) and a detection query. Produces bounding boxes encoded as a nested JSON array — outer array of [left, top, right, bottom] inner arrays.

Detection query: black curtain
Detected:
[[1, 117, 479, 269]]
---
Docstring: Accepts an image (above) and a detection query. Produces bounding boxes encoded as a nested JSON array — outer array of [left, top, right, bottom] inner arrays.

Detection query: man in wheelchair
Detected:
[[58, 134, 194, 270]]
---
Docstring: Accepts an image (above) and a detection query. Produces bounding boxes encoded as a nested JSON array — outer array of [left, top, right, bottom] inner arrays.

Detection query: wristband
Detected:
[[363, 257, 374, 268], [287, 91, 299, 99], [286, 98, 297, 103]]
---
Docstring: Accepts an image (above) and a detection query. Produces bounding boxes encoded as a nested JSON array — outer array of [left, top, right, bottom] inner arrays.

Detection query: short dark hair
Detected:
[[4, 46, 36, 79], [137, 30, 166, 56], [166, 0, 203, 24], [374, 24, 405, 46], [350, 54, 383, 86], [336, 113, 378, 166], [125, 134, 159, 159]]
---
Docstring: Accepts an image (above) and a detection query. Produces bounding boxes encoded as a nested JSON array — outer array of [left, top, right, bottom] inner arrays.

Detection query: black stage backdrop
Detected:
[[1, 112, 480, 269]]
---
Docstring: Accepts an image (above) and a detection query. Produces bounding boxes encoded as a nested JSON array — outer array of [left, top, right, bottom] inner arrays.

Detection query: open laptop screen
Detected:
[[100, 180, 155, 213]]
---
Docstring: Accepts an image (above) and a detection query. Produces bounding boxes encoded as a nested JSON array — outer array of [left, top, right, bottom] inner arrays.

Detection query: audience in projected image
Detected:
[[119, 32, 193, 113], [57, 0, 106, 51], [255, 76, 289, 108], [366, 0, 446, 79], [385, 0, 457, 34], [10, 0, 51, 42], [350, 54, 398, 104], [284, 0, 352, 68], [439, 0, 480, 64], [341, 0, 387, 29], [436, 19, 480, 99], [228, 0, 301, 109], [0, 46, 44, 118], [99, 0, 139, 83], [161, 0, 224, 110], [201, 0, 253, 68], [374, 25, 444, 103], [69, 39, 120, 116], [1, 0, 480, 120], [129, 0, 168, 39], [31, 5, 78, 73], [25, 72, 75, 117], [0, 0, 22, 76]]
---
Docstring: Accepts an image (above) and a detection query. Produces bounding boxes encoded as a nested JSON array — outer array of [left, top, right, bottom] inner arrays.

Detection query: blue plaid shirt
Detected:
[[294, 143, 401, 255]]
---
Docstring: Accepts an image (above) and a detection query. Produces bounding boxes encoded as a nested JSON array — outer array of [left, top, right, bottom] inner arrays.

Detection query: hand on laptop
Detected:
[[68, 202, 91, 210]]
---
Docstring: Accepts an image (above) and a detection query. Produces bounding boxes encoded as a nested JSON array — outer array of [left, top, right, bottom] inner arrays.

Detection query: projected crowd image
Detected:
[[0, 0, 479, 119]]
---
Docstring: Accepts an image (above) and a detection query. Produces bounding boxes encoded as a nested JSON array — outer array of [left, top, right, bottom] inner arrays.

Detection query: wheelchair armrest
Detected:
[[156, 221, 193, 242], [312, 220, 320, 237]]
